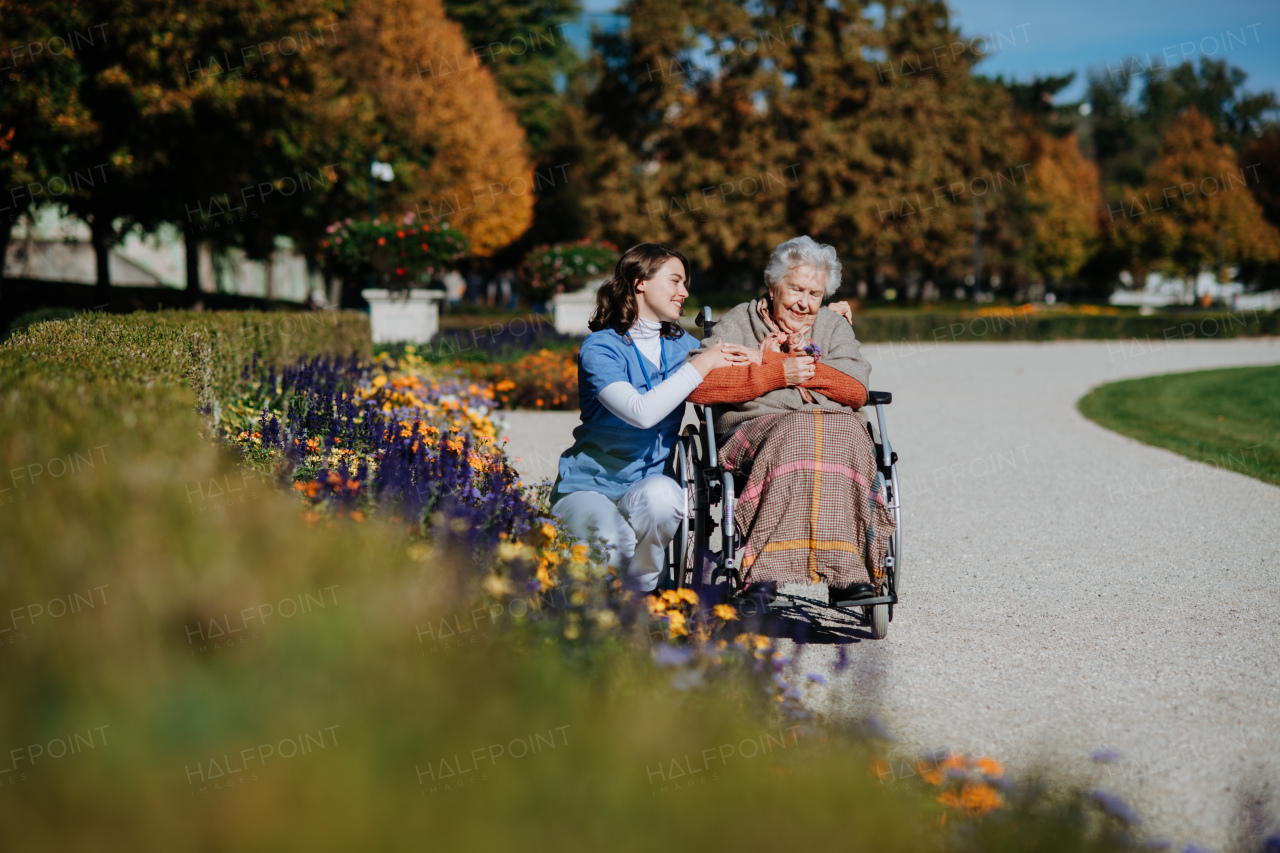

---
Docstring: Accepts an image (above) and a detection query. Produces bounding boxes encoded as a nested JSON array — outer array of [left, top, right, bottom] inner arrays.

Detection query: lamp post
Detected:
[[366, 158, 395, 294], [369, 157, 395, 219]]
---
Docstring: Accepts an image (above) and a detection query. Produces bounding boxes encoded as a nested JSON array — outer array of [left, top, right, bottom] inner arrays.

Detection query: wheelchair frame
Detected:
[[665, 306, 902, 638]]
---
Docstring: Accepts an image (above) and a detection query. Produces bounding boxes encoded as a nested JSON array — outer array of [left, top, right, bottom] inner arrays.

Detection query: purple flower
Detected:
[[802, 342, 822, 358], [1091, 747, 1122, 763], [806, 673, 826, 685], [1091, 789, 1142, 825], [653, 643, 695, 668], [863, 715, 897, 741]]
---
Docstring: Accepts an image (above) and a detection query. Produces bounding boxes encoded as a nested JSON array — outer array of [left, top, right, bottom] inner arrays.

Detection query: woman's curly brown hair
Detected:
[[588, 243, 689, 339]]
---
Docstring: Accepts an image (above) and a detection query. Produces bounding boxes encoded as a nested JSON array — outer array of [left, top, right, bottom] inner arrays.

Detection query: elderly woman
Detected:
[[688, 236, 896, 606]]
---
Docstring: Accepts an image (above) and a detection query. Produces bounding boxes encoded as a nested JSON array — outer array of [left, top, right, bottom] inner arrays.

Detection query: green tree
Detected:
[[441, 0, 581, 158], [1083, 56, 1278, 195]]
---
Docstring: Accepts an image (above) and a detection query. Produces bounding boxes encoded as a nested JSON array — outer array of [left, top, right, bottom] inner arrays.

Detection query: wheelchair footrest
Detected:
[[831, 594, 895, 608]]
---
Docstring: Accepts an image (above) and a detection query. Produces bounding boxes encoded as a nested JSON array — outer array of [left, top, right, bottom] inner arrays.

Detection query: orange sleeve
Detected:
[[803, 364, 867, 408], [688, 351, 788, 404]]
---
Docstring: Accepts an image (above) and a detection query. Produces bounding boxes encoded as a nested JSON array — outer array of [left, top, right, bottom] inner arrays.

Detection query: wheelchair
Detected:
[[664, 307, 902, 639]]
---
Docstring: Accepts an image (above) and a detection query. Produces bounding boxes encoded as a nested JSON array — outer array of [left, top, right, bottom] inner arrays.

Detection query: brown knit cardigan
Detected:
[[686, 299, 872, 435]]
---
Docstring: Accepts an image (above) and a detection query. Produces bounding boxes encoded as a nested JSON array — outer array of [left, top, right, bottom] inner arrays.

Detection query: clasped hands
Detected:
[[690, 339, 816, 386]]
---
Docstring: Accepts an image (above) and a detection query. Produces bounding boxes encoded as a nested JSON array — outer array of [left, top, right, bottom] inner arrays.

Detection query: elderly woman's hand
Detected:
[[782, 355, 816, 386]]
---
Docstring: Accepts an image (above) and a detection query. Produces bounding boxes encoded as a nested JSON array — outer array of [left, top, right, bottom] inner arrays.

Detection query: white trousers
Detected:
[[551, 475, 685, 592]]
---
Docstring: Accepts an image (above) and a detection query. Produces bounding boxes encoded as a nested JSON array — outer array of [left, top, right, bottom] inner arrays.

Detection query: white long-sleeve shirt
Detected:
[[597, 317, 703, 429]]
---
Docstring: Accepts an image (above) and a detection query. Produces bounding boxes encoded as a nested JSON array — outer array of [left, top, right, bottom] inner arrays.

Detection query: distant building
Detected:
[[4, 208, 324, 303]]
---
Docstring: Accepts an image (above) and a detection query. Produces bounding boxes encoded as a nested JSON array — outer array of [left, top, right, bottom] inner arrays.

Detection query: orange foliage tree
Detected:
[[328, 0, 534, 256], [1124, 107, 1280, 299], [1024, 132, 1102, 283]]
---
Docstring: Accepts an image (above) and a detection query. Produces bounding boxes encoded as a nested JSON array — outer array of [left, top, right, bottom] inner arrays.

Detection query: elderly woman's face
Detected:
[[771, 265, 826, 331]]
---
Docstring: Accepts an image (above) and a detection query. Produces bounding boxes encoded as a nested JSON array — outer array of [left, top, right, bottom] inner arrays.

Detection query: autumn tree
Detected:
[[1124, 107, 1280, 301], [0, 0, 103, 290], [0, 0, 350, 299], [1083, 56, 1278, 195], [1024, 131, 1102, 284], [326, 0, 534, 260], [580, 0, 1019, 296]]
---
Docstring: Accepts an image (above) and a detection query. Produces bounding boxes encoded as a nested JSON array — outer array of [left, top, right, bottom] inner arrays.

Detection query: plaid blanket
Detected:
[[720, 410, 895, 591]]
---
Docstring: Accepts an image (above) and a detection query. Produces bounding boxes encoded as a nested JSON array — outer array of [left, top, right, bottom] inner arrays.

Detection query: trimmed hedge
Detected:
[[850, 308, 1280, 343], [0, 309, 1190, 851]]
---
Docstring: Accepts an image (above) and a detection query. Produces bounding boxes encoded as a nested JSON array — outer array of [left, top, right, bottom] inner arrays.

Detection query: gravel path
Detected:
[[501, 337, 1280, 851]]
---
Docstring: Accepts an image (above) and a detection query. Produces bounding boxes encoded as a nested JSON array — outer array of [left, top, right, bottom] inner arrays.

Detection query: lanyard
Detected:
[[625, 333, 667, 392]]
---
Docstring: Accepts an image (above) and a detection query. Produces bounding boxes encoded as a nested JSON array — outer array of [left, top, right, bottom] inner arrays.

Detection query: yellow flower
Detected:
[[483, 573, 514, 598], [536, 563, 554, 590], [713, 604, 739, 621], [570, 543, 589, 563], [666, 610, 688, 637], [676, 588, 698, 605], [590, 609, 618, 630], [540, 522, 557, 543]]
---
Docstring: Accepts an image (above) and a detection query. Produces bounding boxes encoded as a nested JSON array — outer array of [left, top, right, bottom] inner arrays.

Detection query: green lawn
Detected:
[[1079, 365, 1280, 486]]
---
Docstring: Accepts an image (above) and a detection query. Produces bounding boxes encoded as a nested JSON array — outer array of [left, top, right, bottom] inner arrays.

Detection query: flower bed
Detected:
[[322, 214, 469, 286], [459, 347, 578, 410], [519, 238, 619, 302], [219, 348, 539, 548]]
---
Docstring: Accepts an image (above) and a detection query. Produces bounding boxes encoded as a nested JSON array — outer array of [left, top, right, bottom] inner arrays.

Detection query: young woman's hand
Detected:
[[689, 341, 755, 377], [782, 355, 817, 386], [827, 300, 854, 324]]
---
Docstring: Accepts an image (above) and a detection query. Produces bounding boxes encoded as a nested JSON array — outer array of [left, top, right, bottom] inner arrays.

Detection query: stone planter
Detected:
[[362, 288, 444, 344], [550, 276, 606, 336]]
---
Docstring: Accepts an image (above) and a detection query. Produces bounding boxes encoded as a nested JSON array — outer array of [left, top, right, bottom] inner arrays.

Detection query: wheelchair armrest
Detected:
[[866, 390, 892, 406]]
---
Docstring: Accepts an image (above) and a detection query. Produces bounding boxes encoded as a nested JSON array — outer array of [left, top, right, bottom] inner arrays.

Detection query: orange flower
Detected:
[[975, 757, 1004, 779], [376, 237, 386, 245], [917, 760, 944, 786], [938, 782, 1002, 816]]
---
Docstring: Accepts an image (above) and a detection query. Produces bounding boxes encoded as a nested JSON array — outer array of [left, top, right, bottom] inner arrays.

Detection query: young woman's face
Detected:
[[634, 256, 689, 324], [771, 265, 826, 332]]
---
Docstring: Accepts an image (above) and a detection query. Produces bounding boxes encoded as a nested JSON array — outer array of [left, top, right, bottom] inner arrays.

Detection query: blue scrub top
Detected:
[[551, 327, 701, 503]]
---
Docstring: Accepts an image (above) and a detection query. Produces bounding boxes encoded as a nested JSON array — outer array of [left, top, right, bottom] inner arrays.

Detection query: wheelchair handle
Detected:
[[867, 390, 892, 406]]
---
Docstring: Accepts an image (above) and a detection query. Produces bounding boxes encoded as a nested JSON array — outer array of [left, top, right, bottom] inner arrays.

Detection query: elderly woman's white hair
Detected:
[[763, 235, 843, 297]]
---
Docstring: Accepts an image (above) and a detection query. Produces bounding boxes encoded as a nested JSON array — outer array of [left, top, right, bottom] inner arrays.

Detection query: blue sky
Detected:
[[570, 0, 1280, 104]]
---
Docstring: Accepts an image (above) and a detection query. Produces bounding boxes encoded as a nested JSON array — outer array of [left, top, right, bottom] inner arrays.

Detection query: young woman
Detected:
[[549, 243, 754, 591]]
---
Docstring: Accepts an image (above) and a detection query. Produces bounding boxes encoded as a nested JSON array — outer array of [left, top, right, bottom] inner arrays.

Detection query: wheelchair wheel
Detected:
[[866, 601, 889, 639], [669, 430, 706, 589]]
